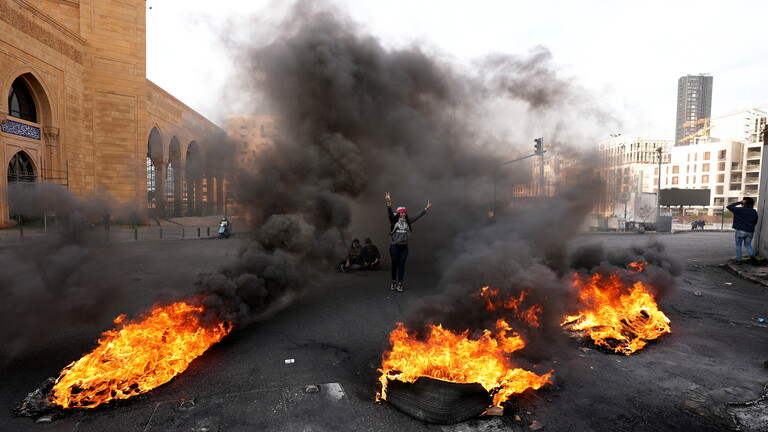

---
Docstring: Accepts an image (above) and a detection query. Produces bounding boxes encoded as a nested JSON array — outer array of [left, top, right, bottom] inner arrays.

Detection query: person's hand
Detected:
[[385, 192, 391, 206], [425, 200, 432, 211]]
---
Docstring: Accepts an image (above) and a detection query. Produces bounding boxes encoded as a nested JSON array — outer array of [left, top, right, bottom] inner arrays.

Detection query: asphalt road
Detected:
[[0, 230, 766, 431]]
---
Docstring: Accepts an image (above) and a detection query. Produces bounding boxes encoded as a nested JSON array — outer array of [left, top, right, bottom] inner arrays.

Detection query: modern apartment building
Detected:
[[675, 74, 713, 146], [597, 137, 671, 217]]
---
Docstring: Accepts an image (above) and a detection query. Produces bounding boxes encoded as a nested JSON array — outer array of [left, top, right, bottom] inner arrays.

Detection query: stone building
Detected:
[[1, 0, 226, 227]]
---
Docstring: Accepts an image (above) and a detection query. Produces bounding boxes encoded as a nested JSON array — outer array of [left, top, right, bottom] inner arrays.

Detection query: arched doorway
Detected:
[[185, 141, 202, 216], [7, 151, 37, 220], [167, 136, 181, 217], [147, 127, 163, 220]]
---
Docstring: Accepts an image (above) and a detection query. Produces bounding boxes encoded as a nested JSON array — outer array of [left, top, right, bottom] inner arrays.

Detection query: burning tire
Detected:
[[385, 377, 492, 424]]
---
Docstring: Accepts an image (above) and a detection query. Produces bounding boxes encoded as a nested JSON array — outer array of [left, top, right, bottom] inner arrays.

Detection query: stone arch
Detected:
[[6, 150, 38, 219], [166, 136, 181, 216], [2, 69, 56, 226], [3, 68, 56, 126], [146, 127, 164, 219], [185, 141, 203, 216]]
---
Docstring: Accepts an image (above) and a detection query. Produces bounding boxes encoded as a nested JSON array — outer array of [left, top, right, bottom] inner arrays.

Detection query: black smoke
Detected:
[[192, 0, 677, 360], [0, 184, 130, 361]]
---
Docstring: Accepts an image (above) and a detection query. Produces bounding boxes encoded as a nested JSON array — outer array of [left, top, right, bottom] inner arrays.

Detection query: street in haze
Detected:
[[0, 229, 766, 431]]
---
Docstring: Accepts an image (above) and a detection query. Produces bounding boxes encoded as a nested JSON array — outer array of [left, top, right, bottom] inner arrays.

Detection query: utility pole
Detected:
[[534, 138, 545, 197], [656, 147, 663, 228]]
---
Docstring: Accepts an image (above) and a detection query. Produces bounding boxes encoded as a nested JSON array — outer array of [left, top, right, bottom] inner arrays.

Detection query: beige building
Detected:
[[597, 137, 671, 217], [227, 114, 281, 173], [1, 0, 225, 227], [663, 113, 765, 217]]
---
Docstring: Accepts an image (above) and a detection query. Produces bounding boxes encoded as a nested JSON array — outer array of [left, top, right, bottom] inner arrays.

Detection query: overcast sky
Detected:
[[146, 0, 768, 142]]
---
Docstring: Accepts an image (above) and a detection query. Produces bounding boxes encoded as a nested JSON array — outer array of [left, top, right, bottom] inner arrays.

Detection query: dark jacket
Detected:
[[361, 244, 380, 263], [726, 202, 758, 232]]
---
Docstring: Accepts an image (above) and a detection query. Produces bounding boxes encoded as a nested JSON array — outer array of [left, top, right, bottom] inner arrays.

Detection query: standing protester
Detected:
[[361, 237, 381, 270], [726, 197, 758, 264], [385, 192, 432, 292]]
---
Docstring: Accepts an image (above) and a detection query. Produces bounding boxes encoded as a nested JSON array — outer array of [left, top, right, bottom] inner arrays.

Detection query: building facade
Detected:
[[1, 0, 225, 227], [675, 74, 713, 146], [597, 137, 671, 219]]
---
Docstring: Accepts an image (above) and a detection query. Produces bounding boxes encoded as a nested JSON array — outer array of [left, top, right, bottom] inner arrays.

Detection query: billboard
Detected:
[[659, 188, 711, 206]]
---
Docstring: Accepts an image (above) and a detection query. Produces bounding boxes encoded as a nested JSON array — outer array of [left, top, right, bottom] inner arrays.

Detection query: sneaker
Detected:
[[733, 260, 743, 265], [340, 264, 348, 273], [396, 283, 403, 292], [390, 282, 396, 291]]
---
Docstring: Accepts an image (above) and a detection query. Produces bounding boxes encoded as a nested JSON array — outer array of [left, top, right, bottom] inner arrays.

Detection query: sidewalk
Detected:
[[725, 259, 768, 287]]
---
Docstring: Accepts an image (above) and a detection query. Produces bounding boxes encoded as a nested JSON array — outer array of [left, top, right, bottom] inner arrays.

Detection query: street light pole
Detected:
[[656, 147, 663, 228], [493, 153, 538, 219]]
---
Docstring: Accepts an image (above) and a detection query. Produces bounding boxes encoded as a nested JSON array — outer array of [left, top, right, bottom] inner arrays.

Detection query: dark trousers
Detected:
[[389, 243, 409, 282]]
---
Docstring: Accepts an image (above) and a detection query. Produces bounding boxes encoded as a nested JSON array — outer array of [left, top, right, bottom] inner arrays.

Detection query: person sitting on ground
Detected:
[[340, 238, 363, 273], [361, 237, 380, 270]]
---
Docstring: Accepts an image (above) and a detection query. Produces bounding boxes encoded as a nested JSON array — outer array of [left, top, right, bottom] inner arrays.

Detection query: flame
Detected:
[[50, 301, 232, 409], [562, 263, 670, 355], [378, 319, 552, 407], [479, 286, 542, 327]]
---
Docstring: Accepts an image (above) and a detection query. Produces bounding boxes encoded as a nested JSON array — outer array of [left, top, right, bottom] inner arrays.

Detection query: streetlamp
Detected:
[[656, 147, 663, 228]]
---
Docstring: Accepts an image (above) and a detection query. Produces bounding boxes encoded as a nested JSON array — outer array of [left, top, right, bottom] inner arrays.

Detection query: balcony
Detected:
[[746, 151, 761, 159]]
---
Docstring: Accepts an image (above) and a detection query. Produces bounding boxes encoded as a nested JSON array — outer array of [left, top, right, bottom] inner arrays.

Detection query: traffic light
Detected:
[[534, 137, 544, 155]]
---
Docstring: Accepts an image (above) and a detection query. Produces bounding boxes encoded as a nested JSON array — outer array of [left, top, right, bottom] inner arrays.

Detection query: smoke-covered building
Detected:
[[675, 74, 713, 146], [1, 0, 226, 227], [597, 137, 671, 219]]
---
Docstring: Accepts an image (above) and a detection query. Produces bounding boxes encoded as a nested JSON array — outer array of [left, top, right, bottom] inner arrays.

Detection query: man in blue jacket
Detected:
[[726, 197, 758, 264]]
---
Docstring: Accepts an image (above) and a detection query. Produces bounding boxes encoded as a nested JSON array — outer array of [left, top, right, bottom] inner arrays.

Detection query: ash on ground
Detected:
[[14, 377, 58, 418]]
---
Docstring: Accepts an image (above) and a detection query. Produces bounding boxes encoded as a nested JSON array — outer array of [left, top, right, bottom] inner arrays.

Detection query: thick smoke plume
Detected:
[[191, 0, 670, 348], [0, 184, 132, 361]]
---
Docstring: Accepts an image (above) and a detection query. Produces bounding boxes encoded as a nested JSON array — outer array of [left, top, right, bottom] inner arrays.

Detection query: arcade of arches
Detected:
[[0, 0, 228, 227]]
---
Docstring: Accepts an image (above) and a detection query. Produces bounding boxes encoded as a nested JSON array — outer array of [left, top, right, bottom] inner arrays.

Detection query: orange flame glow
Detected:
[[378, 319, 552, 407], [479, 286, 542, 327], [562, 263, 670, 355], [50, 301, 232, 409]]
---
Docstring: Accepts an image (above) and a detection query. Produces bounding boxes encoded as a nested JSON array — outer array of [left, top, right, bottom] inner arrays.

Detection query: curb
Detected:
[[724, 262, 768, 287]]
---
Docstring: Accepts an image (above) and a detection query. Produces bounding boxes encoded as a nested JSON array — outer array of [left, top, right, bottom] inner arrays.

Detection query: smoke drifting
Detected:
[[192, 0, 671, 350], [0, 184, 130, 361]]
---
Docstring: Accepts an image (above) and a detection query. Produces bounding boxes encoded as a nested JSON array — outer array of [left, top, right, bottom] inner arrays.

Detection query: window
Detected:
[[703, 152, 710, 160], [672, 166, 679, 174], [718, 150, 726, 160], [701, 175, 709, 183], [654, 167, 659, 175], [8, 77, 37, 122], [672, 177, 679, 185], [718, 162, 725, 171], [702, 163, 709, 172], [716, 186, 724, 194], [717, 174, 725, 182]]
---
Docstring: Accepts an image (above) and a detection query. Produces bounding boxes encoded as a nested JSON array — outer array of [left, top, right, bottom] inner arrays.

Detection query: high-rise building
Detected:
[[675, 74, 713, 146]]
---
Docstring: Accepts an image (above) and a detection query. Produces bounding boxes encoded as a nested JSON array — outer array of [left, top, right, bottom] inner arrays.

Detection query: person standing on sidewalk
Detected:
[[385, 192, 432, 292], [726, 197, 758, 264]]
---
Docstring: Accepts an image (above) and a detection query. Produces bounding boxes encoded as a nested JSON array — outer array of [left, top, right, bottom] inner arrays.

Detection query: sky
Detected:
[[146, 0, 768, 142]]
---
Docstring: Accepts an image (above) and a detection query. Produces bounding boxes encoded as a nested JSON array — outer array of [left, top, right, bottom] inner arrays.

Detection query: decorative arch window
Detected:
[[8, 77, 37, 122], [8, 151, 35, 182]]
